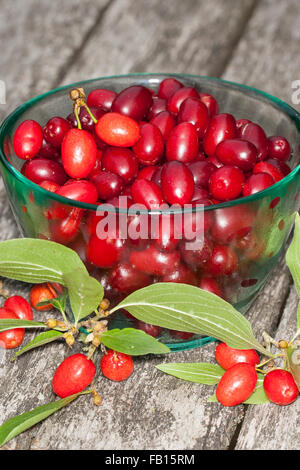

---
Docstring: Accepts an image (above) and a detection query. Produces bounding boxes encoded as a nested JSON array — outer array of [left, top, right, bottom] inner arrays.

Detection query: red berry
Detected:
[[51, 207, 82, 244], [4, 295, 33, 321], [268, 136, 291, 162], [177, 97, 210, 138], [96, 112, 140, 147], [253, 161, 284, 182], [216, 363, 257, 406], [236, 118, 251, 129], [100, 349, 134, 382], [131, 179, 165, 210], [209, 166, 244, 201], [13, 120, 43, 160], [112, 85, 153, 121], [90, 170, 124, 200], [52, 353, 96, 398], [62, 128, 97, 179], [215, 342, 259, 370], [39, 180, 60, 193], [161, 161, 194, 206], [243, 173, 275, 196], [22, 158, 68, 186], [169, 330, 194, 340], [30, 283, 58, 311], [212, 206, 254, 244], [147, 97, 167, 120], [108, 263, 151, 294], [238, 122, 268, 161], [137, 165, 158, 181], [162, 263, 197, 285], [215, 139, 257, 171], [179, 237, 213, 269], [158, 78, 183, 100], [101, 147, 138, 184], [208, 245, 238, 276], [152, 214, 178, 252], [86, 232, 126, 268], [188, 160, 216, 189], [44, 117, 71, 148], [133, 123, 164, 165], [134, 321, 162, 338], [199, 93, 219, 116], [263, 369, 298, 405], [199, 276, 223, 298], [87, 88, 117, 111], [57, 179, 98, 205], [67, 107, 104, 132], [150, 111, 176, 140], [166, 122, 198, 163], [203, 113, 236, 156], [130, 245, 180, 276], [168, 86, 199, 114], [267, 158, 291, 176], [0, 308, 25, 349], [36, 138, 60, 161]]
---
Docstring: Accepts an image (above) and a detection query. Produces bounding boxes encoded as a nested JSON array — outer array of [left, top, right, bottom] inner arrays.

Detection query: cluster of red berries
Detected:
[[215, 342, 298, 406], [52, 349, 134, 398], [11, 78, 294, 340]]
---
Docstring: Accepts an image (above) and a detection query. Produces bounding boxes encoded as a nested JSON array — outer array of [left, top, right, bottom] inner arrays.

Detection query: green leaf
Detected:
[[101, 328, 170, 355], [207, 374, 269, 404], [0, 391, 91, 448], [37, 292, 67, 311], [286, 213, 300, 296], [63, 268, 104, 326], [111, 283, 270, 356], [0, 319, 46, 333], [286, 345, 300, 391], [11, 330, 64, 361], [0, 238, 87, 285], [244, 374, 269, 404], [156, 362, 224, 385]]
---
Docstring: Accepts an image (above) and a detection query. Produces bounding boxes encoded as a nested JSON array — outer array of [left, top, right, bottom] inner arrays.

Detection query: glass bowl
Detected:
[[0, 74, 300, 351]]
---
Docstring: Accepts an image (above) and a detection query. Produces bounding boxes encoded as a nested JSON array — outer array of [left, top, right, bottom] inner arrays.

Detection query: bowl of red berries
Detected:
[[0, 74, 299, 351]]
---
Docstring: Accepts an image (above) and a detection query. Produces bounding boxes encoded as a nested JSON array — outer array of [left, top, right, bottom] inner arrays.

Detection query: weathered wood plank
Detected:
[[223, 0, 300, 107], [60, 0, 257, 84], [235, 287, 300, 450], [0, 0, 110, 122]]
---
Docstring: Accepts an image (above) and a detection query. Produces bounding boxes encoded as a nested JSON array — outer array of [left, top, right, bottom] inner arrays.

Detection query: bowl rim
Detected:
[[0, 72, 300, 214]]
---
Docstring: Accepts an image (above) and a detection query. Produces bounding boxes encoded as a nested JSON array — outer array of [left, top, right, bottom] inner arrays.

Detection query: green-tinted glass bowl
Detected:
[[0, 74, 300, 351]]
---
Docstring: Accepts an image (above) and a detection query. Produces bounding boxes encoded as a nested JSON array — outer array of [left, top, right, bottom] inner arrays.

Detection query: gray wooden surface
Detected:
[[0, 0, 299, 450]]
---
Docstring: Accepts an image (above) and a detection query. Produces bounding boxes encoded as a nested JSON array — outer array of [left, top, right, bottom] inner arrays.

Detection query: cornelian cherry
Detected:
[[203, 113, 236, 156], [100, 349, 134, 381], [108, 262, 151, 294], [168, 86, 199, 114], [263, 369, 298, 405], [166, 122, 198, 163], [268, 136, 291, 162], [86, 231, 126, 268], [101, 147, 138, 184], [199, 93, 219, 116], [13, 119, 43, 160], [177, 97, 210, 138], [44, 117, 71, 148], [209, 166, 244, 201], [87, 88, 117, 111], [238, 122, 268, 161], [90, 170, 124, 200], [216, 363, 257, 406], [112, 85, 153, 121], [4, 295, 33, 321], [215, 342, 259, 370], [150, 111, 176, 140], [96, 112, 140, 147], [215, 139, 257, 171], [62, 128, 97, 179], [208, 245, 238, 276], [199, 276, 223, 298], [161, 161, 194, 206], [134, 321, 163, 338], [130, 245, 180, 276], [133, 123, 164, 165], [253, 161, 284, 182], [22, 158, 67, 186], [131, 179, 165, 210], [52, 353, 96, 398], [0, 308, 25, 349], [158, 78, 183, 100], [30, 283, 58, 311], [243, 173, 274, 196]]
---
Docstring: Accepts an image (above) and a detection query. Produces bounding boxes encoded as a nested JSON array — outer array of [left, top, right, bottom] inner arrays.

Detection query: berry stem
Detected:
[[256, 354, 283, 369], [289, 328, 300, 345], [69, 87, 98, 129], [74, 107, 82, 130]]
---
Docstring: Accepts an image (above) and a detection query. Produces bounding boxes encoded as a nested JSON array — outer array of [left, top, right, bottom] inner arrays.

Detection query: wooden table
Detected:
[[0, 0, 299, 450]]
